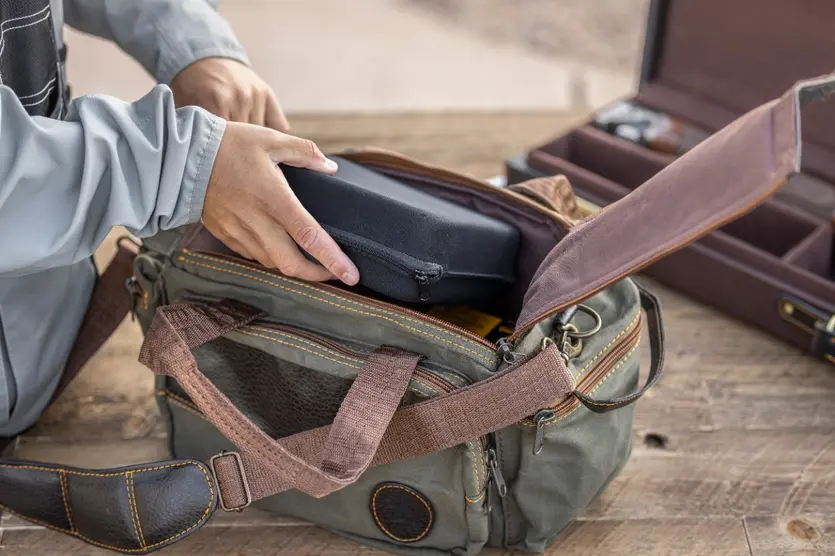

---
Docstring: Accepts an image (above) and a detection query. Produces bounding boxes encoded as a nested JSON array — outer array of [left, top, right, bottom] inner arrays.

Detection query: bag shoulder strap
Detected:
[[0, 241, 217, 554], [517, 73, 835, 332]]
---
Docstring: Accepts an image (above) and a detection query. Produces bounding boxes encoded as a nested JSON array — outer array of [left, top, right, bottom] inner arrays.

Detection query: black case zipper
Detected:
[[325, 227, 443, 302]]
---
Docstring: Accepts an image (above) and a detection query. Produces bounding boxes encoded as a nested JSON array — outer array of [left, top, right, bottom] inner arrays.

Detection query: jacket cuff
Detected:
[[152, 3, 251, 85], [181, 112, 226, 225], [157, 43, 251, 87]]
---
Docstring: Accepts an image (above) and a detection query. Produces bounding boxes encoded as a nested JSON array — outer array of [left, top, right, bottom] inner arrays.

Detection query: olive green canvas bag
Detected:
[[0, 74, 832, 555]]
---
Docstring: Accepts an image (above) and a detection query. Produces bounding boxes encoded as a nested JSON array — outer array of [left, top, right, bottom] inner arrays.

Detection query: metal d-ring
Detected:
[[565, 304, 602, 339]]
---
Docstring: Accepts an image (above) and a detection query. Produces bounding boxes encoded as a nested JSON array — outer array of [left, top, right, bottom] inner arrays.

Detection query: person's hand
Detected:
[[171, 58, 290, 131], [202, 122, 359, 285]]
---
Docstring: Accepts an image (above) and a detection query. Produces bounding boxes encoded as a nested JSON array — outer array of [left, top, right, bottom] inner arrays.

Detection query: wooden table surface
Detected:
[[3, 112, 834, 555]]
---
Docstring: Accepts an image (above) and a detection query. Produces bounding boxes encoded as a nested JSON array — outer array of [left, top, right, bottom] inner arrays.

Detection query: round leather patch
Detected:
[[370, 482, 434, 543]]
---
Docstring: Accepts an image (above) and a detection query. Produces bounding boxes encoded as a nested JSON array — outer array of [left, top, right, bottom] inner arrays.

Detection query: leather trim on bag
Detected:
[[370, 482, 434, 543], [0, 460, 216, 554]]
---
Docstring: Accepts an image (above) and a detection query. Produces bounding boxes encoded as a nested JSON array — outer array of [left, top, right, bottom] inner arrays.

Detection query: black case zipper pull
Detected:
[[415, 272, 432, 302]]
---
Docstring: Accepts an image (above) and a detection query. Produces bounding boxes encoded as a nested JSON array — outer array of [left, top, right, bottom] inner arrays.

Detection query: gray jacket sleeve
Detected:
[[0, 85, 225, 277], [64, 0, 250, 84]]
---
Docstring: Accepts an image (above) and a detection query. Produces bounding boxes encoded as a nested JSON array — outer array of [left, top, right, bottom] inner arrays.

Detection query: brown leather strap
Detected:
[[574, 284, 665, 413], [138, 300, 575, 505], [517, 73, 835, 333]]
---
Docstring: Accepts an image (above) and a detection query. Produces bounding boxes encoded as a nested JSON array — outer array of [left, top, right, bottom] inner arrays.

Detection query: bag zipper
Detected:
[[323, 228, 444, 303], [186, 250, 497, 352], [249, 322, 466, 394], [526, 318, 642, 454]]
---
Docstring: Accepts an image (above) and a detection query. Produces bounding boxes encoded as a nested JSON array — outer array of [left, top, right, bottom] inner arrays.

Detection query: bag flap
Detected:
[[515, 73, 835, 335]]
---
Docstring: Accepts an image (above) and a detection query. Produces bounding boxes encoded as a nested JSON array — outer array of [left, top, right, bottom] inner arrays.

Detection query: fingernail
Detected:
[[341, 269, 359, 285], [324, 158, 339, 172]]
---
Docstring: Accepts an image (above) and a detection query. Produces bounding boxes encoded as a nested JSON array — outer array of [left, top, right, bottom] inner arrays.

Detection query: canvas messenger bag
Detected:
[[0, 74, 832, 555]]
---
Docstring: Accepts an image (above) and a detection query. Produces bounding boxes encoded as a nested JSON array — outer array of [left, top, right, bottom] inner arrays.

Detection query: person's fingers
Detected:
[[268, 183, 359, 285], [265, 91, 291, 132], [228, 88, 252, 123], [250, 89, 267, 127], [227, 225, 277, 268], [267, 133, 338, 174], [258, 226, 335, 282], [219, 232, 255, 262]]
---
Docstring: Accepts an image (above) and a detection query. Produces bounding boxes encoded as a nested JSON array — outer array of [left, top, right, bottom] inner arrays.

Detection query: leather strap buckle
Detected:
[[210, 451, 252, 512]]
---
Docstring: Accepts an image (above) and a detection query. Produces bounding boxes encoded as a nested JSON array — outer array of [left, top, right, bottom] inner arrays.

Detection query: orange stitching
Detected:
[[465, 489, 486, 503], [577, 344, 643, 407], [371, 484, 433, 542], [519, 344, 639, 428], [0, 461, 194, 477], [126, 472, 145, 548], [59, 471, 74, 532], [179, 254, 493, 364], [162, 380, 437, 419], [246, 326, 364, 363], [185, 251, 488, 346], [585, 343, 640, 398], [143, 291, 149, 312], [572, 311, 640, 380], [246, 326, 467, 388], [235, 329, 455, 400], [0, 460, 215, 554], [237, 329, 363, 368], [475, 440, 486, 490]]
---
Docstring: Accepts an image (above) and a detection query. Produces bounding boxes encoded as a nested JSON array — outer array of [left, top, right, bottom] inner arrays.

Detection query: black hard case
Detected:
[[283, 156, 519, 305]]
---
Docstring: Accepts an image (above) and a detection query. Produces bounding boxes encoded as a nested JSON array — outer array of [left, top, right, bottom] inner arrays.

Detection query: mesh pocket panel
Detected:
[[192, 338, 353, 439]]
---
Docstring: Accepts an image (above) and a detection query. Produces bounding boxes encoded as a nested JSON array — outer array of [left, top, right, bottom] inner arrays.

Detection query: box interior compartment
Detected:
[[527, 150, 629, 207], [537, 126, 674, 190], [783, 225, 834, 279], [529, 131, 826, 262], [717, 201, 822, 258]]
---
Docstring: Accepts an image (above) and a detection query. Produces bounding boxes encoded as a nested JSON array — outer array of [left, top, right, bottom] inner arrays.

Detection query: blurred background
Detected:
[[64, 0, 649, 113]]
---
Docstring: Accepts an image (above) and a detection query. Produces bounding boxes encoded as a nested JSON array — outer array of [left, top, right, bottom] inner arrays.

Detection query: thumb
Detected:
[[267, 132, 337, 174]]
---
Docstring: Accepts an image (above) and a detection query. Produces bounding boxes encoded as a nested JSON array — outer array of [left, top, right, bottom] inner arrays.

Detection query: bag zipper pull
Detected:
[[496, 337, 523, 365], [533, 409, 555, 455], [487, 448, 507, 497], [414, 272, 431, 302]]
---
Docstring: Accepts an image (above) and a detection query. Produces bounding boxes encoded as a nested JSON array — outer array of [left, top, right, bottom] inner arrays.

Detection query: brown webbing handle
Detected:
[[139, 300, 577, 507], [138, 301, 422, 500], [517, 73, 835, 331]]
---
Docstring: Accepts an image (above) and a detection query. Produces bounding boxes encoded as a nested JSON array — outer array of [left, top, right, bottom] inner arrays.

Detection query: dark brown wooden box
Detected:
[[507, 0, 835, 363]]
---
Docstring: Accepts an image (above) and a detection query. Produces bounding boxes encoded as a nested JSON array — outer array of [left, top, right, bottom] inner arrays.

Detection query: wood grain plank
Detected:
[[482, 518, 751, 556], [0, 525, 383, 556], [0, 518, 752, 556], [586, 429, 835, 519], [745, 515, 835, 556]]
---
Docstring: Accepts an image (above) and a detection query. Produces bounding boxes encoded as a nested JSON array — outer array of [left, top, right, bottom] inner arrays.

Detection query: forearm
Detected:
[[64, 0, 249, 84], [0, 84, 224, 277]]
